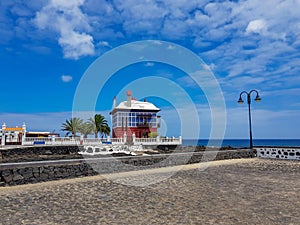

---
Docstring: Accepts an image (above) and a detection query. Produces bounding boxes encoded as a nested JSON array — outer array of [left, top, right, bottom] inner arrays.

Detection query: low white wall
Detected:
[[23, 137, 181, 146], [256, 147, 300, 160]]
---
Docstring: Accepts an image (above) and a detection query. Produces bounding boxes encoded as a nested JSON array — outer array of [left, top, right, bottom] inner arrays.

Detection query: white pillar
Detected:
[[179, 136, 182, 145], [132, 133, 136, 144], [21, 122, 26, 145], [123, 133, 127, 144], [156, 135, 160, 144], [80, 135, 84, 145], [52, 135, 56, 145], [1, 123, 6, 146], [22, 122, 26, 131], [1, 133, 5, 146]]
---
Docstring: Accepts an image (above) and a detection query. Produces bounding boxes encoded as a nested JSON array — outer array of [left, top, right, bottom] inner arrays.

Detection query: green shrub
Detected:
[[148, 132, 158, 138]]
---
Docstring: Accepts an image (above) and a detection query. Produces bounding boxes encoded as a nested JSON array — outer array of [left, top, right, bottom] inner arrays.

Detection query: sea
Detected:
[[182, 139, 300, 148]]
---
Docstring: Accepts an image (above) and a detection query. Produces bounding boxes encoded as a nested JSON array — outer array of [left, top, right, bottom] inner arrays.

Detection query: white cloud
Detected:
[[220, 76, 265, 91], [203, 63, 216, 71], [51, 0, 85, 8], [145, 62, 154, 67], [97, 41, 111, 48], [5, 0, 300, 97], [246, 19, 267, 35], [150, 40, 163, 45], [61, 75, 72, 83], [167, 45, 176, 50], [27, 0, 300, 69], [34, 0, 95, 59], [58, 31, 94, 60], [113, 0, 167, 36]]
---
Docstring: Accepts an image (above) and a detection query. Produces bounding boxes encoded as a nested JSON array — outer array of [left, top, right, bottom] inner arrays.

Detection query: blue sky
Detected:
[[0, 0, 300, 139]]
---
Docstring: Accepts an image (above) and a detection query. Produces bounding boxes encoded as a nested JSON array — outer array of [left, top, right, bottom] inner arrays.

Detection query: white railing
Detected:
[[23, 137, 125, 146], [81, 138, 124, 145], [83, 138, 104, 145], [110, 138, 124, 144], [23, 136, 181, 146], [135, 138, 157, 143], [23, 137, 52, 145], [161, 137, 181, 144], [54, 137, 80, 145], [134, 137, 182, 145]]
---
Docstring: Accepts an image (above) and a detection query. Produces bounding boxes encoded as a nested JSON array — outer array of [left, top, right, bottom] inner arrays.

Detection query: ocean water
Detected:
[[182, 139, 300, 148]]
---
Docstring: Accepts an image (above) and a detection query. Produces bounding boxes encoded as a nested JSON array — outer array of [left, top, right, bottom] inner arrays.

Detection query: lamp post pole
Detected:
[[238, 90, 261, 149]]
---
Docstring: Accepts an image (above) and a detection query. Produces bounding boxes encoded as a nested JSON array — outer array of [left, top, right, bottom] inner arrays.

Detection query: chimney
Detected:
[[126, 90, 132, 107], [113, 96, 116, 108]]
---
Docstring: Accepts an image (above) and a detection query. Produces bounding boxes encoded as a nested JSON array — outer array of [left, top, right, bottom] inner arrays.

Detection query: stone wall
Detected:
[[0, 145, 83, 163], [0, 149, 255, 186], [0, 163, 97, 186], [256, 147, 300, 160]]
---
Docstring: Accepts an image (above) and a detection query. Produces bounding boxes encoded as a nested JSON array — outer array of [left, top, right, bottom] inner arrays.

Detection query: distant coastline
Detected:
[[183, 139, 300, 148]]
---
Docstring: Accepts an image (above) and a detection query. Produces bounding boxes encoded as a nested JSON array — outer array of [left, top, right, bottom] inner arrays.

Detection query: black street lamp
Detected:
[[238, 90, 261, 149]]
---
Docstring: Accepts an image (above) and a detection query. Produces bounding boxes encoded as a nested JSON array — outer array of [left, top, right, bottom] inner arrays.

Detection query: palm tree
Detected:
[[87, 116, 98, 138], [61, 117, 83, 138], [96, 114, 110, 138], [79, 122, 93, 138], [87, 114, 110, 138], [100, 123, 111, 138]]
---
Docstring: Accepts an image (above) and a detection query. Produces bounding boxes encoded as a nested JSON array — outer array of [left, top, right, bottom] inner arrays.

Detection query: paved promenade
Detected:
[[0, 158, 299, 224]]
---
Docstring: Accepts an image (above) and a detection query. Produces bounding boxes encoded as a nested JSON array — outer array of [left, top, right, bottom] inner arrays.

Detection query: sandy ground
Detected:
[[0, 158, 299, 224]]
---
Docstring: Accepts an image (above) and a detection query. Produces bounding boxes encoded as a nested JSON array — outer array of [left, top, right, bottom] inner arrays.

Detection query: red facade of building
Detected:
[[111, 91, 160, 139]]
